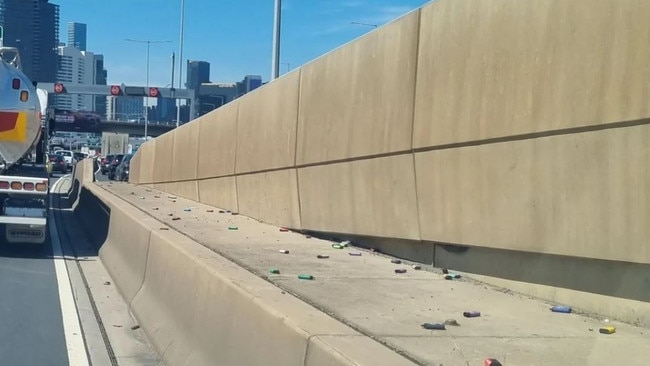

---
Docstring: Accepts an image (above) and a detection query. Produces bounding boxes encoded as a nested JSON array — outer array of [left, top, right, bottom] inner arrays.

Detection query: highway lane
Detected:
[[95, 171, 109, 182], [0, 174, 71, 366], [0, 166, 161, 366]]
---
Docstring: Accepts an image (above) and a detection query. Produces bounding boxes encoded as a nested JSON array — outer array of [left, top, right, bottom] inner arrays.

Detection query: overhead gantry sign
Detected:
[[39, 83, 195, 99]]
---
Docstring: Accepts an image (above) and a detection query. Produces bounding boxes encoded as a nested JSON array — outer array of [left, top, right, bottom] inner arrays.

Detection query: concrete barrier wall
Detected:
[[413, 0, 650, 148], [171, 121, 200, 182], [152, 131, 175, 184], [71, 160, 417, 366], [196, 101, 239, 180], [128, 150, 141, 184], [296, 10, 420, 165], [129, 0, 650, 265], [236, 70, 301, 173], [137, 139, 156, 185]]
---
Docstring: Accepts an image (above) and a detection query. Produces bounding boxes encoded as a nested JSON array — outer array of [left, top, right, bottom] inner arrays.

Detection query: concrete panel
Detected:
[[152, 131, 175, 183], [73, 158, 94, 187], [197, 176, 238, 212], [71, 157, 85, 185], [296, 11, 420, 165], [415, 124, 650, 264], [93, 193, 153, 304], [235, 70, 300, 173], [76, 157, 89, 186], [128, 150, 141, 184], [298, 154, 420, 239], [68, 158, 92, 205], [136, 140, 156, 184], [197, 101, 239, 179], [413, 0, 650, 148], [130, 229, 310, 366], [166, 181, 199, 201], [171, 120, 200, 181], [236, 169, 301, 229]]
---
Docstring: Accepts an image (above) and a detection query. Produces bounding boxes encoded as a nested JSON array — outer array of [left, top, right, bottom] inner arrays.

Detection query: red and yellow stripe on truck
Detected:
[[0, 110, 28, 142]]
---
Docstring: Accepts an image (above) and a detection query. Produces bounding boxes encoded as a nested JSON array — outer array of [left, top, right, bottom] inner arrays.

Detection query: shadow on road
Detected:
[[53, 185, 110, 259], [0, 240, 53, 259]]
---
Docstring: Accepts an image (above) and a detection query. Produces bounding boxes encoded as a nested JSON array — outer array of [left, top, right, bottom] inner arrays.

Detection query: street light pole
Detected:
[[171, 52, 175, 90], [125, 38, 171, 140], [176, 0, 186, 127], [145, 41, 150, 139], [271, 0, 282, 80]]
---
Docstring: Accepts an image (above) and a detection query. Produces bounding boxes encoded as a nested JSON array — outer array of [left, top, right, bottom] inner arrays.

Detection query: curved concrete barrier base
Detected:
[[72, 162, 415, 366]]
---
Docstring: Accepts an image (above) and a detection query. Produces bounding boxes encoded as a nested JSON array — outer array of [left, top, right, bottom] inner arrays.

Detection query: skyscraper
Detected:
[[106, 97, 144, 121], [54, 45, 96, 111], [67, 22, 86, 51], [94, 54, 107, 117], [186, 60, 210, 90], [0, 0, 59, 82], [155, 96, 176, 122], [38, 0, 59, 82], [242, 75, 262, 93]]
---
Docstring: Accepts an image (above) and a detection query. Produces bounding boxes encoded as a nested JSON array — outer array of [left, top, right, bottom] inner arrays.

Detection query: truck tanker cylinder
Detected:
[[0, 47, 44, 168]]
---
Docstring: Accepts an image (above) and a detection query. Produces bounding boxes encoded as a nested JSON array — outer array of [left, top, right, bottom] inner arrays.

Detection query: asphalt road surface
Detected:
[[95, 171, 109, 182], [0, 174, 70, 366]]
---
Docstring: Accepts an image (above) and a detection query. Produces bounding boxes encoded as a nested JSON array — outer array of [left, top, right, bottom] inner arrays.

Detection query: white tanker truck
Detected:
[[0, 46, 51, 244]]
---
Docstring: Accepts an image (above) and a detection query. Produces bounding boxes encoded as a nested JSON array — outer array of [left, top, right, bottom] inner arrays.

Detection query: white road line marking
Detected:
[[50, 176, 90, 366]]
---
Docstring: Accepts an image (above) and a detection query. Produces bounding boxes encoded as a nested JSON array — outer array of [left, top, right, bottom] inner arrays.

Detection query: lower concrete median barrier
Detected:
[[70, 160, 416, 366], [98, 198, 153, 305]]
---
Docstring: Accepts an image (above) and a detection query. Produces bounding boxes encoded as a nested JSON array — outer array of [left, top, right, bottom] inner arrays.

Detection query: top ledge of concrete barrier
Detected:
[[88, 181, 419, 366]]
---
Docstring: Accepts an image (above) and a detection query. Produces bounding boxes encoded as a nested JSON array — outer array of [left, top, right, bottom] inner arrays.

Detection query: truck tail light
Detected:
[[12, 78, 20, 89], [35, 182, 47, 192], [0, 180, 46, 191], [20, 90, 29, 102]]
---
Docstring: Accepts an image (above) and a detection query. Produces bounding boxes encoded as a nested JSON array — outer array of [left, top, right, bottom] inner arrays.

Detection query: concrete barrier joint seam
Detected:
[[128, 229, 152, 311]]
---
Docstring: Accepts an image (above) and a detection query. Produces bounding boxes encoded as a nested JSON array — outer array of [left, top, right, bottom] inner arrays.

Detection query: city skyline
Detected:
[[54, 0, 429, 87], [2, 0, 430, 120]]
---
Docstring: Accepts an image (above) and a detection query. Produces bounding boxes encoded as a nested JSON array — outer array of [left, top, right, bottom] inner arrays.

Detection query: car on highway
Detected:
[[107, 154, 125, 181], [55, 149, 75, 172], [115, 154, 133, 181], [48, 154, 67, 175], [101, 154, 114, 175], [73, 152, 88, 162]]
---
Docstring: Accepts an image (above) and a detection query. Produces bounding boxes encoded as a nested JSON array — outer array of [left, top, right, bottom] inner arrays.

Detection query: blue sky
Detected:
[[56, 0, 430, 87]]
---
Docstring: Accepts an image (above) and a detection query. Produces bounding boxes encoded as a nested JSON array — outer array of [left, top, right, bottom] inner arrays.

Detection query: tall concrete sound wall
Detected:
[[129, 0, 650, 315]]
